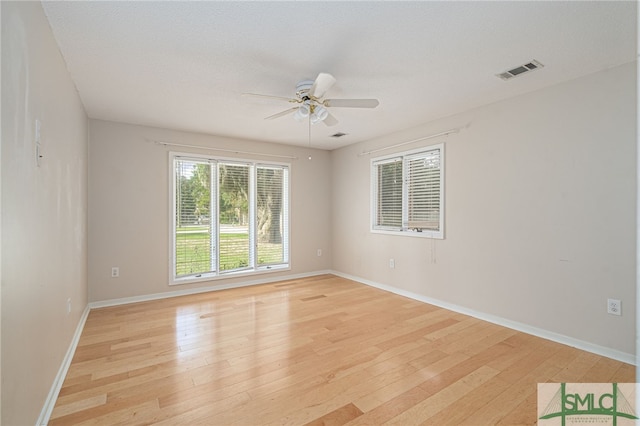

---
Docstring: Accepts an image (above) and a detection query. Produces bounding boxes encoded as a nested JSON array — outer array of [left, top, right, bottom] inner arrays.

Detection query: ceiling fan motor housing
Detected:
[[296, 80, 314, 99]]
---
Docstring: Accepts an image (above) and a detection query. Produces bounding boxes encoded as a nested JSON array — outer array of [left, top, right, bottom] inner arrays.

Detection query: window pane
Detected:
[[257, 166, 285, 265], [218, 163, 249, 271], [175, 160, 213, 276], [376, 160, 403, 227], [407, 150, 441, 231]]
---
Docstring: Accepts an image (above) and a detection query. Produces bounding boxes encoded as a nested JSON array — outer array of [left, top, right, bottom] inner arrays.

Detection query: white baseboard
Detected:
[[37, 304, 91, 425], [330, 270, 636, 366], [89, 270, 333, 309]]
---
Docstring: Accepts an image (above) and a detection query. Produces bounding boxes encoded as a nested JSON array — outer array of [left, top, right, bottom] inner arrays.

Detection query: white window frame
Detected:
[[169, 152, 290, 285], [370, 143, 444, 239]]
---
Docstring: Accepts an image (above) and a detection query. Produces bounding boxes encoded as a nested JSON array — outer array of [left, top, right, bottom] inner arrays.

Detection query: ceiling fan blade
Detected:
[[324, 98, 379, 108], [243, 93, 299, 103], [309, 73, 336, 99], [265, 107, 299, 120], [322, 112, 339, 127]]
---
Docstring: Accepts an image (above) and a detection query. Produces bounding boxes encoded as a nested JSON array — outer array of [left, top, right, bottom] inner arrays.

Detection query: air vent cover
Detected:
[[497, 60, 544, 81]]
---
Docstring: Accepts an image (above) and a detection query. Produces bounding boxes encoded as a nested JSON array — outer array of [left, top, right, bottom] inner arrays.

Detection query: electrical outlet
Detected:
[[389, 258, 395, 269], [607, 299, 621, 316], [317, 249, 322, 257], [111, 267, 120, 278]]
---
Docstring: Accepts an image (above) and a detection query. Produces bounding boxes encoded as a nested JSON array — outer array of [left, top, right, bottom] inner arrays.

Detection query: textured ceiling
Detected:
[[42, 1, 637, 150]]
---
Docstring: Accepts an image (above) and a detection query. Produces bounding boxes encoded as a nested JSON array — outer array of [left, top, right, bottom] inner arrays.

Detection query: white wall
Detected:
[[1, 2, 88, 424], [332, 62, 636, 357], [88, 120, 332, 302]]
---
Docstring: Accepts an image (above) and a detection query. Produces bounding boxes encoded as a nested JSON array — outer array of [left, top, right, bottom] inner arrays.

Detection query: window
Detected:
[[371, 144, 444, 238], [171, 153, 289, 284]]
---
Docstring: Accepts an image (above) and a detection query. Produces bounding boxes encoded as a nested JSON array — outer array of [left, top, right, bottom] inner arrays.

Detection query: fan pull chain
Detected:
[[307, 116, 312, 160]]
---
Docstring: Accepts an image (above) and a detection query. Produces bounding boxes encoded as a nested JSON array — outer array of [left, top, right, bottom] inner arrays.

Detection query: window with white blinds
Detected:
[[371, 144, 444, 238], [171, 153, 289, 284]]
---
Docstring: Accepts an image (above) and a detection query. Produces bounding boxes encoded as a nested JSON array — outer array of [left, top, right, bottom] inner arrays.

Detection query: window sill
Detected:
[[371, 228, 444, 239], [170, 264, 291, 286]]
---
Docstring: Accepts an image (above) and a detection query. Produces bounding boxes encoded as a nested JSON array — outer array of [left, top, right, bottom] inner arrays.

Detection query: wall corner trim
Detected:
[[37, 304, 91, 425], [330, 270, 636, 366]]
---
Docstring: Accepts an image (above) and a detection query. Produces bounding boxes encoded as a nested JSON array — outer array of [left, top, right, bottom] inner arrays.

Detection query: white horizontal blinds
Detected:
[[375, 158, 403, 228], [218, 163, 250, 272], [406, 148, 441, 231], [256, 165, 287, 266], [175, 159, 214, 277]]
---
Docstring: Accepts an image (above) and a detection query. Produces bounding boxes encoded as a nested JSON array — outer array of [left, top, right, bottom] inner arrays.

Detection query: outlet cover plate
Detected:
[[607, 299, 621, 316]]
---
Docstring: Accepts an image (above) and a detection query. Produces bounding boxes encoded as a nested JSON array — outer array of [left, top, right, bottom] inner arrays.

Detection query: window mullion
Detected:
[[210, 161, 218, 274], [402, 157, 409, 231], [249, 164, 256, 269], [283, 168, 290, 263]]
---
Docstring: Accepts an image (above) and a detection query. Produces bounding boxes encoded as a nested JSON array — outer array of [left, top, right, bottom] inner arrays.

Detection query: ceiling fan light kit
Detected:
[[310, 105, 329, 124], [293, 101, 311, 121], [244, 72, 380, 127]]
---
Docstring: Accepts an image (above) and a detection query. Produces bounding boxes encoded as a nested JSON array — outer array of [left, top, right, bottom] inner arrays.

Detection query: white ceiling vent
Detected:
[[497, 60, 544, 81]]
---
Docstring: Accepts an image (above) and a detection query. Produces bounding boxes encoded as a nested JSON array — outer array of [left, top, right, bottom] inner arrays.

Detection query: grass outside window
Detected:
[[176, 228, 284, 276]]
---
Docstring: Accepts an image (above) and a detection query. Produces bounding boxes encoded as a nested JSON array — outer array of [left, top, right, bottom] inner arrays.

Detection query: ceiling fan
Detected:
[[243, 73, 379, 127]]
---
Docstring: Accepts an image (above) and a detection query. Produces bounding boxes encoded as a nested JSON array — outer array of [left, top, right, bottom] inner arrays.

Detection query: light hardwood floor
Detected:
[[51, 274, 635, 425]]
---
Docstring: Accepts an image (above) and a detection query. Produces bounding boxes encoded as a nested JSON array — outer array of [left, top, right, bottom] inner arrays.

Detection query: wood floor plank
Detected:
[[265, 344, 448, 425], [425, 375, 512, 425], [50, 274, 636, 425], [579, 355, 628, 382], [610, 362, 637, 382], [49, 394, 107, 420], [551, 350, 602, 382], [384, 365, 501, 425], [78, 399, 160, 426], [353, 351, 467, 415], [496, 392, 538, 426], [151, 391, 251, 425], [457, 361, 559, 425], [304, 403, 364, 426]]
